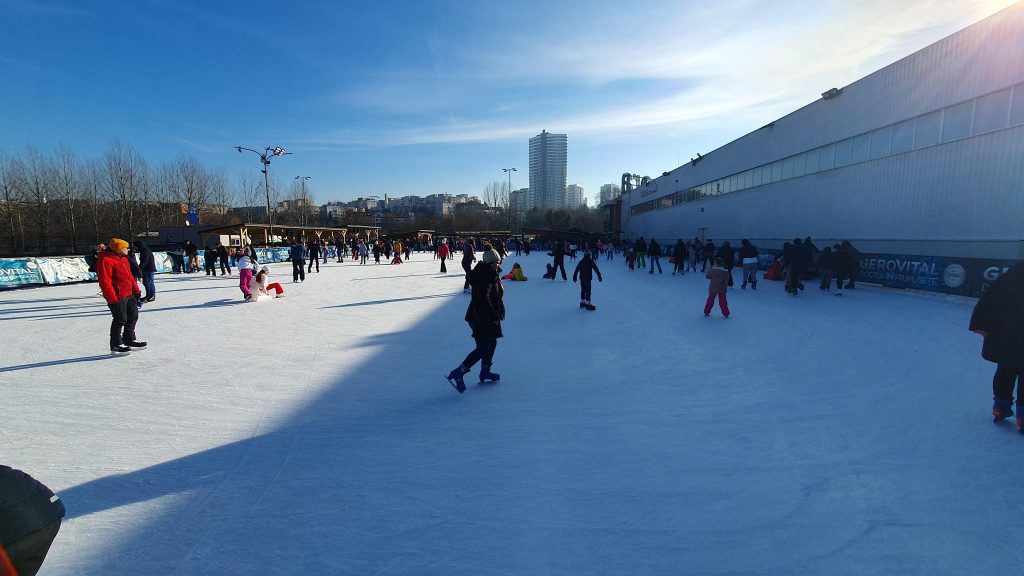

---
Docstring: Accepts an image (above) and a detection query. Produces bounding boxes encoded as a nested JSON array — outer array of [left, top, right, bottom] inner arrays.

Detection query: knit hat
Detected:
[[481, 249, 501, 264], [109, 238, 129, 252]]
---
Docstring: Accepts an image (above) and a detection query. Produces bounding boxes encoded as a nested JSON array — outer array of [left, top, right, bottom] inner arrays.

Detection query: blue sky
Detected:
[[0, 0, 1016, 204]]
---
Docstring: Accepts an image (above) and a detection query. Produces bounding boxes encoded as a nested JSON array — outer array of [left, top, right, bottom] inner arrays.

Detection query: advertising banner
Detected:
[[858, 254, 1019, 298], [0, 258, 45, 288], [35, 257, 95, 284], [153, 252, 174, 273]]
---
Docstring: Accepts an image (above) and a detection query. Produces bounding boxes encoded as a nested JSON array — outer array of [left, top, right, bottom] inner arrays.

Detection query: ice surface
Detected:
[[0, 252, 1016, 575]]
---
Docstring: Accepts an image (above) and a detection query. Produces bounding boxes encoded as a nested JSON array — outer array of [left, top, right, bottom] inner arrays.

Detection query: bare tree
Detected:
[[0, 151, 25, 254], [236, 170, 261, 224], [103, 142, 147, 239], [18, 146, 57, 254], [54, 146, 82, 253], [205, 168, 232, 227]]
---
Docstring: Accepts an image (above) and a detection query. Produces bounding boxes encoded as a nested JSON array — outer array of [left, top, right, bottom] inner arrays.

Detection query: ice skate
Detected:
[[125, 340, 147, 350], [479, 366, 500, 383], [447, 367, 467, 393], [110, 345, 131, 356], [992, 398, 1014, 422]]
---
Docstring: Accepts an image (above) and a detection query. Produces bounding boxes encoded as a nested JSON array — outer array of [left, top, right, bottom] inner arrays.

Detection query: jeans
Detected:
[[649, 256, 662, 273], [142, 271, 156, 300], [292, 261, 306, 282]]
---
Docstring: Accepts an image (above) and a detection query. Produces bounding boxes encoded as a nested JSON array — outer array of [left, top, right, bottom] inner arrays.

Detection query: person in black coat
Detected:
[[717, 241, 735, 286], [289, 240, 306, 283], [447, 246, 505, 393], [307, 240, 321, 273], [550, 242, 568, 281], [671, 239, 687, 275], [203, 245, 218, 276], [970, 263, 1024, 428], [648, 238, 663, 274], [573, 251, 603, 309], [0, 465, 65, 576], [131, 240, 157, 302], [216, 242, 232, 275]]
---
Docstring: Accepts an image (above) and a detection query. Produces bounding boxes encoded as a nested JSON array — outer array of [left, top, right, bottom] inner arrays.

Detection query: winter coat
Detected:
[[634, 238, 647, 253], [649, 240, 662, 257], [739, 241, 759, 264], [706, 266, 730, 293], [133, 240, 156, 272], [438, 243, 450, 259], [465, 262, 505, 339], [551, 243, 566, 262], [237, 255, 253, 270], [970, 263, 1024, 366], [289, 244, 306, 263], [216, 245, 230, 261], [96, 250, 141, 304], [0, 465, 65, 547], [717, 243, 735, 269], [672, 241, 687, 261], [573, 254, 603, 282]]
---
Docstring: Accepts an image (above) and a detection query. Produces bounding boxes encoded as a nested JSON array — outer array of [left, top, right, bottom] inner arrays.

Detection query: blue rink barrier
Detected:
[[2, 250, 1020, 296]]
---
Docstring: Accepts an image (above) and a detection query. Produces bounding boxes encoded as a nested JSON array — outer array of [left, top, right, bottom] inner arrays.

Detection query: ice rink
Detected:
[[0, 251, 1015, 575]]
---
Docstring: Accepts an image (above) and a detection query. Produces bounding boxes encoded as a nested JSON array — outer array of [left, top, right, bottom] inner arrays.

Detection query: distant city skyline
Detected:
[[1, 1, 1017, 204]]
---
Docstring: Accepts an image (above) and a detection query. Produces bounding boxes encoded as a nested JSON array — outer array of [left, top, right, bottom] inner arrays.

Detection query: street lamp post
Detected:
[[295, 176, 311, 226], [235, 145, 291, 243], [502, 167, 516, 231]]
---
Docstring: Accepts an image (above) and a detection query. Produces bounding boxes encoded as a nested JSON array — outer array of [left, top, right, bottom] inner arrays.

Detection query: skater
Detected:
[[672, 239, 687, 275], [236, 248, 255, 301], [817, 247, 835, 291], [289, 239, 306, 283], [739, 239, 759, 289], [634, 237, 647, 271], [0, 464, 65, 576], [250, 266, 284, 301], [216, 242, 232, 275], [573, 251, 603, 310], [501, 262, 527, 281], [184, 240, 200, 273], [717, 240, 735, 286], [688, 238, 700, 272], [550, 241, 568, 281], [96, 238, 147, 354], [461, 238, 477, 293], [447, 247, 505, 393], [359, 241, 369, 265], [970, 262, 1024, 431], [841, 240, 862, 289], [307, 240, 320, 273], [133, 239, 157, 302], [704, 257, 731, 318], [648, 238, 663, 274], [437, 238, 449, 273], [203, 244, 218, 276], [701, 239, 715, 272]]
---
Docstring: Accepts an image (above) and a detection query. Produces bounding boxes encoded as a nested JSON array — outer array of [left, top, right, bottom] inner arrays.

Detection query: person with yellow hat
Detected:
[[95, 238, 146, 355]]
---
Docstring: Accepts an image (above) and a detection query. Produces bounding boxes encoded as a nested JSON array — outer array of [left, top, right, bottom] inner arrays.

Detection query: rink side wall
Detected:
[[623, 4, 1024, 294]]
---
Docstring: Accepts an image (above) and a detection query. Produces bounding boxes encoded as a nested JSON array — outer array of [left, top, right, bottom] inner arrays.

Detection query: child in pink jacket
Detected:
[[704, 257, 731, 318]]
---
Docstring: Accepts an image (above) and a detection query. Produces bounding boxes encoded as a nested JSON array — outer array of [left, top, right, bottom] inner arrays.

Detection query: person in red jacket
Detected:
[[96, 238, 147, 355]]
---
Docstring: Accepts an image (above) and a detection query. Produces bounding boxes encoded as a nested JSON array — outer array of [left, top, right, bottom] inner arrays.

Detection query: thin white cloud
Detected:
[[296, 0, 1017, 149]]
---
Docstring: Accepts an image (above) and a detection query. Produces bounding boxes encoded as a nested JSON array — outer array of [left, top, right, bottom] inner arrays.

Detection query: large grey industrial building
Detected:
[[620, 3, 1023, 295]]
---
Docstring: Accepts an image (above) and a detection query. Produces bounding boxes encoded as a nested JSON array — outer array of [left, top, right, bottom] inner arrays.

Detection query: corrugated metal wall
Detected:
[[625, 4, 1024, 259]]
